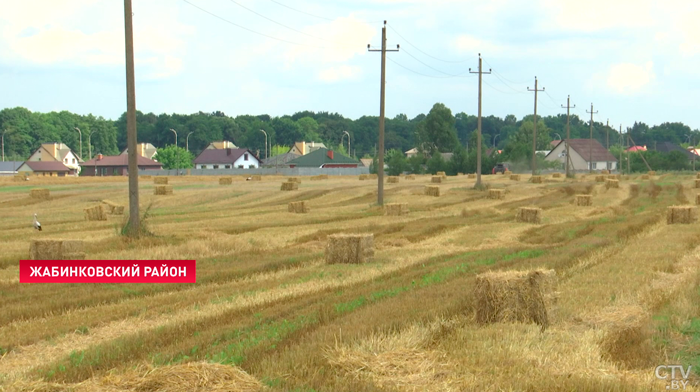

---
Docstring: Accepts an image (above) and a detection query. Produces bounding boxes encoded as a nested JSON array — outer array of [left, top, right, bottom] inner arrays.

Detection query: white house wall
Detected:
[[545, 143, 617, 172]]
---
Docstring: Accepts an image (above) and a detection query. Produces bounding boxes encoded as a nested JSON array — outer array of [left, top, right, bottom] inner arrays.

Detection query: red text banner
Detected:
[[19, 260, 196, 283]]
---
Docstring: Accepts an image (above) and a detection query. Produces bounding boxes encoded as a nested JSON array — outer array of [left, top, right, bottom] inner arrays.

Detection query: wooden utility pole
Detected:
[[561, 96, 575, 178], [469, 54, 491, 189], [619, 125, 623, 174], [606, 119, 610, 150], [586, 104, 598, 173], [368, 21, 399, 206], [124, 0, 140, 236], [527, 77, 544, 175]]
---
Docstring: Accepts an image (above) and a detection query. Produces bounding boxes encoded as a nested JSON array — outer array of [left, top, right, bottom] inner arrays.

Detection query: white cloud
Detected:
[[539, 0, 654, 32], [606, 62, 655, 95], [453, 35, 502, 56], [318, 65, 361, 82]]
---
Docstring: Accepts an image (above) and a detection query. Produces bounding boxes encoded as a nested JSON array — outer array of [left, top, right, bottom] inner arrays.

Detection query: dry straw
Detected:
[[325, 233, 374, 264], [474, 269, 557, 330], [287, 177, 301, 183], [641, 174, 649, 180], [30, 188, 50, 199], [488, 189, 505, 200], [405, 174, 416, 180], [648, 171, 656, 176], [696, 173, 700, 179], [140, 175, 152, 179], [608, 174, 621, 180], [288, 201, 309, 213], [437, 171, 446, 178], [281, 182, 298, 191], [153, 177, 168, 184], [425, 185, 440, 197], [695, 179, 700, 189], [605, 179, 619, 189], [517, 207, 542, 223], [30, 239, 85, 260], [154, 185, 173, 195], [102, 200, 124, 215], [387, 176, 399, 183], [359, 174, 369, 180], [384, 203, 408, 216], [696, 194, 700, 205], [552, 173, 562, 178], [504, 170, 512, 175], [250, 175, 261, 181], [369, 173, 378, 179], [595, 175, 605, 182], [219, 177, 233, 185], [458, 172, 464, 176], [574, 194, 592, 206], [510, 174, 520, 181], [530, 176, 543, 184], [431, 176, 442, 183], [84, 205, 108, 221], [467, 173, 476, 179], [667, 206, 696, 224], [601, 169, 610, 174], [310, 174, 328, 180]]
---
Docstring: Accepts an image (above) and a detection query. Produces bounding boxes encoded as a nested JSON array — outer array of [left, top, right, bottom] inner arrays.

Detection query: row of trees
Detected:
[[1, 105, 698, 171]]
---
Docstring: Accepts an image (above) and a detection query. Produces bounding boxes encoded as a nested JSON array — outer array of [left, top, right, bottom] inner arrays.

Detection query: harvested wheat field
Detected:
[[1, 173, 700, 392]]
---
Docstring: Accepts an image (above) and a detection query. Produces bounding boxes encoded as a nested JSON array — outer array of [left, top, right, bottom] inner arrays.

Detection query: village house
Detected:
[[80, 154, 162, 176], [193, 148, 260, 169], [26, 143, 82, 175], [286, 148, 361, 168], [16, 161, 72, 177], [545, 139, 618, 172], [120, 143, 158, 161]]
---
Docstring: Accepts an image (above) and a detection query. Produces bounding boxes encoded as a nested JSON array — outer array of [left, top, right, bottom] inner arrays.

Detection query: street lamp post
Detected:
[[259, 129, 268, 160], [169, 128, 178, 147], [1, 129, 10, 162], [343, 131, 350, 157], [186, 131, 194, 152], [74, 127, 82, 159], [493, 134, 500, 148], [87, 130, 98, 160], [554, 133, 561, 140]]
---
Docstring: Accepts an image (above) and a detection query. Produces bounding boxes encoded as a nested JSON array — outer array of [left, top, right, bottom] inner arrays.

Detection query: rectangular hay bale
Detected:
[[325, 234, 374, 264], [595, 175, 605, 182], [605, 179, 619, 189], [648, 171, 656, 176], [437, 171, 447, 178], [601, 170, 610, 175], [696, 194, 700, 205], [425, 185, 440, 197], [84, 205, 108, 221], [667, 206, 696, 224], [474, 269, 558, 329], [431, 176, 443, 183], [359, 174, 369, 180], [641, 174, 649, 180], [288, 201, 309, 213], [153, 177, 168, 185], [488, 189, 505, 200], [287, 177, 301, 183], [695, 179, 700, 189], [387, 176, 399, 184], [504, 170, 512, 175], [30, 188, 50, 199], [154, 185, 173, 195], [281, 182, 298, 191], [250, 175, 262, 181], [468, 173, 476, 179], [530, 176, 543, 184], [510, 174, 520, 181], [552, 173, 562, 178], [101, 200, 124, 215], [369, 174, 378, 180], [219, 177, 233, 185], [517, 207, 542, 223], [384, 203, 408, 216], [30, 239, 85, 260], [405, 174, 416, 180], [575, 194, 592, 206]]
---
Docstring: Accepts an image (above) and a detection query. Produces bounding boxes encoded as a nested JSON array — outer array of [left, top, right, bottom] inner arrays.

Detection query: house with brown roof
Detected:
[[287, 148, 361, 168], [16, 161, 72, 177], [120, 143, 158, 161], [193, 148, 260, 169], [545, 139, 618, 172], [288, 141, 327, 156], [81, 154, 162, 176], [26, 143, 82, 175], [206, 141, 238, 150]]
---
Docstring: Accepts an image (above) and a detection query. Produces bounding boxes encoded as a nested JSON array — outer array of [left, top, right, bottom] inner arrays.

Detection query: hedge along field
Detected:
[[1, 173, 700, 391]]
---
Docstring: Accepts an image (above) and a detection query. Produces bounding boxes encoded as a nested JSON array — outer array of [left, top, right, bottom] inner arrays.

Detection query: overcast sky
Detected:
[[1, 0, 699, 130]]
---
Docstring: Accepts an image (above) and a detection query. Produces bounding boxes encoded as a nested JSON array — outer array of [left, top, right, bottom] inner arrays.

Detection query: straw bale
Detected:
[[153, 177, 168, 184], [608, 174, 621, 180], [575, 194, 592, 206], [648, 171, 656, 176], [384, 203, 408, 216], [510, 174, 520, 181], [695, 179, 700, 189], [458, 172, 464, 176], [601, 170, 610, 174], [219, 177, 233, 185], [431, 176, 442, 183], [517, 207, 542, 223], [437, 171, 446, 178], [696, 194, 700, 205], [102, 200, 125, 215], [405, 174, 416, 180], [30, 239, 85, 260], [552, 173, 562, 178], [530, 176, 543, 184], [287, 177, 301, 183], [504, 170, 512, 175], [605, 179, 619, 189], [281, 182, 298, 191], [154, 185, 173, 195], [140, 175, 152, 179], [387, 176, 399, 183], [467, 173, 476, 179], [326, 233, 374, 264], [369, 173, 378, 179], [488, 189, 505, 200], [595, 175, 605, 182], [310, 174, 328, 180], [288, 201, 309, 213], [425, 185, 440, 197], [13, 174, 26, 182], [641, 174, 649, 180], [359, 174, 369, 180], [696, 173, 700, 179], [84, 205, 108, 221], [667, 206, 696, 224], [474, 269, 557, 330], [29, 188, 50, 199], [250, 175, 261, 181]]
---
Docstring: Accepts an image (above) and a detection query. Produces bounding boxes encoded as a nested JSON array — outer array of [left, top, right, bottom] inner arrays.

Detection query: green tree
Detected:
[[406, 154, 426, 174], [297, 117, 322, 142], [426, 152, 447, 174], [386, 149, 407, 175], [270, 144, 289, 157], [156, 145, 194, 170], [417, 103, 459, 154]]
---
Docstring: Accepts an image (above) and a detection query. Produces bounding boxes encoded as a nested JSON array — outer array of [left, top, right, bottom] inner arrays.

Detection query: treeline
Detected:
[[1, 105, 698, 163]]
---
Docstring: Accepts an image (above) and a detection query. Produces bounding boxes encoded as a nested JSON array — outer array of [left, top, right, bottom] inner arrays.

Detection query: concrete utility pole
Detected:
[[74, 127, 82, 159], [186, 131, 194, 152], [124, 0, 140, 236], [259, 129, 267, 159], [561, 96, 575, 178], [169, 128, 178, 147], [343, 131, 350, 157], [527, 77, 545, 176], [1, 129, 10, 162], [469, 54, 491, 189], [619, 125, 623, 174], [586, 104, 598, 173], [368, 21, 399, 206], [87, 129, 98, 160]]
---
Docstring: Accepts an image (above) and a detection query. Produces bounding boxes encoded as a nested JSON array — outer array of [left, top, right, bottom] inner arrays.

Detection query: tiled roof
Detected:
[[286, 148, 360, 167], [193, 148, 259, 164], [81, 155, 162, 167], [553, 139, 617, 162], [20, 161, 71, 172]]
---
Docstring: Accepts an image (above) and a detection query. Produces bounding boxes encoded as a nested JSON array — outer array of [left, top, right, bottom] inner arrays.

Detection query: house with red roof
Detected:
[[193, 148, 260, 169], [80, 154, 162, 176], [16, 161, 72, 177]]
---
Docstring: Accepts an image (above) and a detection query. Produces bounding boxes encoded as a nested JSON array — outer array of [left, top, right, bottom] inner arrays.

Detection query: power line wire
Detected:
[[400, 47, 471, 77], [387, 57, 467, 79], [386, 24, 471, 64], [227, 0, 330, 42], [268, 0, 384, 24]]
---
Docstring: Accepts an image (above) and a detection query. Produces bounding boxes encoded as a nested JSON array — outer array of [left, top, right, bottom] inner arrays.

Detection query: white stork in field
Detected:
[[33, 213, 42, 231]]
